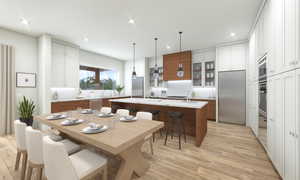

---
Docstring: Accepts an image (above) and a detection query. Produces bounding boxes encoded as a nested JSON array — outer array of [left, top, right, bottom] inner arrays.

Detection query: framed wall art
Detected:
[[16, 72, 36, 88]]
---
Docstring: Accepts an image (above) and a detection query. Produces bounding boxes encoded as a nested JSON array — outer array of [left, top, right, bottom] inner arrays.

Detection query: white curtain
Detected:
[[0, 44, 16, 135]]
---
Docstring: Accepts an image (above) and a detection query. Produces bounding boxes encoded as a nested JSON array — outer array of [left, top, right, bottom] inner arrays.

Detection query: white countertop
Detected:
[[110, 98, 208, 109], [147, 96, 216, 101], [51, 95, 129, 103]]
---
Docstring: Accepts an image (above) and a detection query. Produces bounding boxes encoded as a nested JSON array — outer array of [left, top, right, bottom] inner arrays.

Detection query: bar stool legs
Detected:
[[164, 112, 186, 150]]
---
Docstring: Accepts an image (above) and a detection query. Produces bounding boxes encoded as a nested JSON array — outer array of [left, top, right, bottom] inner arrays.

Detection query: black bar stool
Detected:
[[164, 111, 186, 149], [111, 104, 122, 113], [148, 110, 163, 142]]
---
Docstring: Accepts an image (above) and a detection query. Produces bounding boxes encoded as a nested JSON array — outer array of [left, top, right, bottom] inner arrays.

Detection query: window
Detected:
[[100, 70, 117, 90], [79, 66, 117, 90]]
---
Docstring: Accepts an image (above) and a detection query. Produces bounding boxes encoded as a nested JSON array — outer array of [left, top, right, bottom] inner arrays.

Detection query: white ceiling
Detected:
[[0, 0, 262, 61]]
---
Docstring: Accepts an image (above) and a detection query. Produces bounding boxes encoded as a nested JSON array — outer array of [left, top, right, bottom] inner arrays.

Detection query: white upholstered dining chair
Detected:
[[14, 120, 28, 180], [100, 107, 112, 114], [116, 109, 129, 116], [25, 127, 81, 180], [43, 136, 108, 180], [136, 112, 154, 155]]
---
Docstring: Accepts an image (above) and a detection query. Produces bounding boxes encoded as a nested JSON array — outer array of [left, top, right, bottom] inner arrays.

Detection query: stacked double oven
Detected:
[[258, 57, 267, 129]]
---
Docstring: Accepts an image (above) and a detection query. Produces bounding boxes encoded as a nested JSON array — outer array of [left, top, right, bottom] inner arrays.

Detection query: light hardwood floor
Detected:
[[0, 122, 281, 180]]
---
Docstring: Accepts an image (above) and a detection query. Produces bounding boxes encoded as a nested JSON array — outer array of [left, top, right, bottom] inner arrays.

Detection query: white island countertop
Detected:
[[110, 98, 208, 109]]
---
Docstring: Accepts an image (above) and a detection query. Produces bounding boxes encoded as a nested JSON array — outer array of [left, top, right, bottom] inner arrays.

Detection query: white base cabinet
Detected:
[[267, 70, 299, 180]]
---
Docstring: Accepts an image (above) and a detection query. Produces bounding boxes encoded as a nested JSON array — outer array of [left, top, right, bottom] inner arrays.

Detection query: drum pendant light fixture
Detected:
[[153, 38, 159, 79], [177, 31, 184, 78], [132, 42, 137, 79]]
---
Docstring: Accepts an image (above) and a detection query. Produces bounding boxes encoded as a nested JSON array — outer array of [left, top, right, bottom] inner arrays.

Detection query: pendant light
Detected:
[[177, 31, 184, 78], [132, 42, 137, 79], [153, 37, 159, 79]]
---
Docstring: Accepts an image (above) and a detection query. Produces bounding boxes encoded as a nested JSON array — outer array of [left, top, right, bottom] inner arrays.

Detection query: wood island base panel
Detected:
[[110, 99, 208, 147]]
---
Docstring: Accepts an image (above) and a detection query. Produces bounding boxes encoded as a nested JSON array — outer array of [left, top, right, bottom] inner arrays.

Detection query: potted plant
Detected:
[[115, 85, 124, 96], [18, 96, 36, 126]]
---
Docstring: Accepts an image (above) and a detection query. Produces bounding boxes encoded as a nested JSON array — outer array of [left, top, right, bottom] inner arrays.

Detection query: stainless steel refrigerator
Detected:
[[132, 77, 144, 97], [218, 70, 246, 125]]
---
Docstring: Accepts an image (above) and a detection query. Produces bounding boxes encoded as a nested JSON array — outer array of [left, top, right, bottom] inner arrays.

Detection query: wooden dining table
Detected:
[[34, 111, 164, 180]]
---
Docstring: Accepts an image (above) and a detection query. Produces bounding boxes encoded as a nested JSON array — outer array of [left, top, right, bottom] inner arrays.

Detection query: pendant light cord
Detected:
[[179, 31, 182, 52], [133, 42, 136, 71], [155, 38, 158, 67]]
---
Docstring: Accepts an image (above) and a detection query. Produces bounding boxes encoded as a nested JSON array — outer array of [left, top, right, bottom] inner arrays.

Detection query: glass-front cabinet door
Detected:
[[192, 61, 215, 87], [205, 61, 215, 86], [193, 63, 202, 86]]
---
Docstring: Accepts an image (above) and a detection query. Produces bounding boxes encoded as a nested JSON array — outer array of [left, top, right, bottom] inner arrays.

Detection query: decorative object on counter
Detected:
[[16, 72, 36, 88], [176, 32, 184, 78], [18, 96, 35, 126], [132, 42, 137, 79], [153, 37, 160, 80], [116, 85, 124, 95], [52, 91, 58, 100]]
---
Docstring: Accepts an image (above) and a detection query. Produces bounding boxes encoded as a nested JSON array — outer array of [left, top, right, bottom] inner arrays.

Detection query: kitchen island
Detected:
[[110, 98, 208, 146]]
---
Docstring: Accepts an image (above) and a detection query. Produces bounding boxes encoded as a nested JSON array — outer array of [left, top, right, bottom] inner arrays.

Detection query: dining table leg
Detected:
[[115, 140, 150, 180]]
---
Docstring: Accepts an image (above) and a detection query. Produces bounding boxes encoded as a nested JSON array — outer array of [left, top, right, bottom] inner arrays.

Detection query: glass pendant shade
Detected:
[[153, 37, 160, 79], [132, 42, 137, 79], [132, 70, 137, 79], [153, 65, 159, 79], [176, 32, 184, 78]]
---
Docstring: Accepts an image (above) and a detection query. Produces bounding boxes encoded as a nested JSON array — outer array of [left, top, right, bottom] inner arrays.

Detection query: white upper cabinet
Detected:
[[65, 46, 79, 88], [216, 46, 231, 71], [52, 43, 65, 87], [283, 0, 300, 71], [231, 44, 247, 70], [51, 42, 79, 88], [217, 43, 247, 71]]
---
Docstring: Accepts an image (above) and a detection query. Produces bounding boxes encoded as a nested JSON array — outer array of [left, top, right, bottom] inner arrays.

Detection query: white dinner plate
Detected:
[[98, 113, 114, 118], [46, 114, 67, 120], [61, 119, 85, 126], [81, 125, 108, 134], [80, 109, 93, 114], [119, 116, 138, 122]]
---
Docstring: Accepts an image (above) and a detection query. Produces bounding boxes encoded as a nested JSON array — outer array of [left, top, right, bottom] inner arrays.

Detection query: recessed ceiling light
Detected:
[[230, 32, 236, 37], [84, 37, 89, 42], [128, 19, 135, 24], [20, 17, 30, 25], [166, 45, 171, 49]]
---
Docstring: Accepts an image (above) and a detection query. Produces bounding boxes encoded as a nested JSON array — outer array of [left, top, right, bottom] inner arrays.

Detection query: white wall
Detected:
[[79, 49, 125, 87], [0, 28, 38, 106]]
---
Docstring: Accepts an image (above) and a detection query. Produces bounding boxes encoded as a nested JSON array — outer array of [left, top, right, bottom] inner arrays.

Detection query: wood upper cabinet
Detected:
[[163, 51, 192, 81]]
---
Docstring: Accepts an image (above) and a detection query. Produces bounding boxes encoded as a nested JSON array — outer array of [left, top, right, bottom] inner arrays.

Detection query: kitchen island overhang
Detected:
[[110, 98, 208, 147]]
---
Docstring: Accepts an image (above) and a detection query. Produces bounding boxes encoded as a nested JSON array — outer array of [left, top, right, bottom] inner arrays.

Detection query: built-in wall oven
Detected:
[[258, 57, 267, 118]]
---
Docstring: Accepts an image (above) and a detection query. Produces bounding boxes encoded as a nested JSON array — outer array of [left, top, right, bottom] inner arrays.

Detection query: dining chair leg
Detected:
[[20, 152, 28, 180], [25, 164, 33, 180], [149, 139, 153, 155], [37, 167, 43, 180], [152, 133, 155, 142], [15, 151, 21, 170], [102, 165, 107, 180]]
